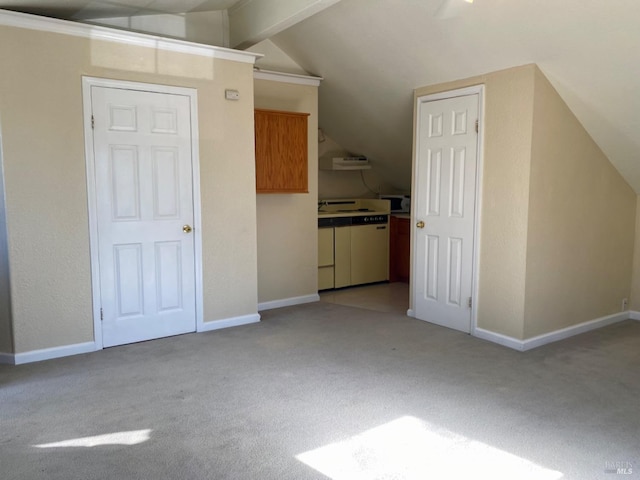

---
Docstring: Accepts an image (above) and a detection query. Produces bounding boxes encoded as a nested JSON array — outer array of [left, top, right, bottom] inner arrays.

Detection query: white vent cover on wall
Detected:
[[320, 156, 371, 170]]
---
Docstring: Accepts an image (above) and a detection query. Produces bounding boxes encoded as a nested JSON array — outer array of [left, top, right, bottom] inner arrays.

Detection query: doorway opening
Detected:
[[320, 282, 409, 315]]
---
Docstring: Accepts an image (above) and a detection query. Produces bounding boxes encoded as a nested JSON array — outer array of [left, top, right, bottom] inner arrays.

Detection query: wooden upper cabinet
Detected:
[[254, 109, 310, 194]]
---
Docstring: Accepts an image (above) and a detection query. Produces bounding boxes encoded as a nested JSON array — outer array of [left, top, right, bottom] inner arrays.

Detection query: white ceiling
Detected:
[[271, 0, 640, 192], [3, 0, 640, 193]]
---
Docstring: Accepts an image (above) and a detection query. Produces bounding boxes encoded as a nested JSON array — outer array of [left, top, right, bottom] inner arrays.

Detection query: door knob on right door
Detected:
[[416, 221, 425, 229]]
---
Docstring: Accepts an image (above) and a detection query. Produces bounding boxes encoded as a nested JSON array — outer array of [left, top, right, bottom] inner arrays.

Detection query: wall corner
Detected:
[[629, 196, 640, 310]]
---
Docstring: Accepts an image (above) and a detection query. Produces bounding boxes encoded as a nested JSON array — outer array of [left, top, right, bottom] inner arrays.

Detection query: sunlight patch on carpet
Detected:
[[33, 429, 152, 448], [296, 416, 563, 480]]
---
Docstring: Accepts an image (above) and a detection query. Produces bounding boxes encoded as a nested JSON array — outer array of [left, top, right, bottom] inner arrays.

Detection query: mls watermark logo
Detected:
[[605, 461, 634, 475]]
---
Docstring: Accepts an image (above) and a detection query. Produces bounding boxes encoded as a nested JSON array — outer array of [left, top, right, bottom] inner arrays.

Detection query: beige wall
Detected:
[[414, 65, 536, 339], [414, 63, 637, 340], [0, 25, 259, 353], [630, 196, 640, 310], [524, 66, 636, 337], [254, 78, 319, 304]]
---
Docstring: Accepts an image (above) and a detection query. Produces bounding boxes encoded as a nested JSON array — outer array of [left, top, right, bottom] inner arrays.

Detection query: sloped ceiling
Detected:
[[271, 0, 640, 192]]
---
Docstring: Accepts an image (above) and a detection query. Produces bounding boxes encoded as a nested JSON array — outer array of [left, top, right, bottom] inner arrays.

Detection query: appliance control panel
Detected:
[[318, 214, 388, 228], [318, 216, 351, 228], [351, 215, 388, 225]]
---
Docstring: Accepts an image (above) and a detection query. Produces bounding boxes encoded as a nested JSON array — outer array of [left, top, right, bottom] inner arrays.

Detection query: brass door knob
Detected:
[[416, 221, 425, 229], [183, 225, 193, 233]]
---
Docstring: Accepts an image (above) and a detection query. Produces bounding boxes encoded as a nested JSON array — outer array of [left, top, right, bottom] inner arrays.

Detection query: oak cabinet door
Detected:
[[255, 109, 309, 193]]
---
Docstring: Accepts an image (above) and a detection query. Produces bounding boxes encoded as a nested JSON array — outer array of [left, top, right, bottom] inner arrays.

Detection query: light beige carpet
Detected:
[[1, 302, 638, 479]]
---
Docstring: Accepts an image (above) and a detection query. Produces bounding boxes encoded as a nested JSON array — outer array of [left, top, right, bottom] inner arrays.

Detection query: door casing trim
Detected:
[[82, 76, 203, 350], [411, 85, 485, 335]]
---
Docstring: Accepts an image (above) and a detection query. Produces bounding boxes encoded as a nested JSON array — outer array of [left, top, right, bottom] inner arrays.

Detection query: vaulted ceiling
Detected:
[[3, 0, 640, 193], [270, 0, 640, 192]]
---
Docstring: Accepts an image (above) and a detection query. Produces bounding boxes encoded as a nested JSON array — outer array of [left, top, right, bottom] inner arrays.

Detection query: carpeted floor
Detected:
[[1, 302, 639, 479]]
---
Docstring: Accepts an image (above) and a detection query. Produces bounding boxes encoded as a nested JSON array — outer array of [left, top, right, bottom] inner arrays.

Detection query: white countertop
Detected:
[[318, 209, 389, 218], [317, 198, 391, 218]]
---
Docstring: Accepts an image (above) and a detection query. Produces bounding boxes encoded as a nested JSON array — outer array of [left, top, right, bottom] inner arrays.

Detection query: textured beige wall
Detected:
[[414, 65, 536, 339], [0, 25, 258, 353], [630, 196, 640, 310], [524, 67, 636, 337], [254, 79, 318, 304]]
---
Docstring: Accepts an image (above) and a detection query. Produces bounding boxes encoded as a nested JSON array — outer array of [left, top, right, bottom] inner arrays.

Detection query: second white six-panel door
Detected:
[[414, 93, 479, 333]]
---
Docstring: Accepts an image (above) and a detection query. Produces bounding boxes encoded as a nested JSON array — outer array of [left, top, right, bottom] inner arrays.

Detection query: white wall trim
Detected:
[[253, 68, 323, 86], [0, 352, 14, 365], [186, 86, 205, 343], [198, 313, 261, 332], [8, 313, 262, 364], [0, 9, 262, 64], [521, 311, 629, 350], [474, 311, 631, 351], [629, 310, 640, 321], [473, 328, 526, 351], [12, 341, 97, 365], [470, 86, 485, 336], [419, 85, 484, 102], [82, 77, 203, 351], [258, 294, 320, 311]]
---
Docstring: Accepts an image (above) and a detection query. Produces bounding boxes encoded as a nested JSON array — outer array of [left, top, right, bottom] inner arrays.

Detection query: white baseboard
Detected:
[[0, 352, 15, 365], [5, 314, 262, 365], [474, 311, 631, 351], [12, 341, 97, 365], [521, 311, 629, 350], [198, 313, 261, 333], [473, 328, 526, 351], [7, 309, 634, 365], [407, 309, 415, 317], [258, 294, 319, 311]]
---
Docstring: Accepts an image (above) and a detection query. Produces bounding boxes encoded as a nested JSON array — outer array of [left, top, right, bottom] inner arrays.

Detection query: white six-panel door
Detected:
[[90, 85, 197, 347], [413, 92, 479, 333]]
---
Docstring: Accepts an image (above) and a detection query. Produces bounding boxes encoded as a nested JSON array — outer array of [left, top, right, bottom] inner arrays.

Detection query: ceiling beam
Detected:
[[228, 0, 341, 50]]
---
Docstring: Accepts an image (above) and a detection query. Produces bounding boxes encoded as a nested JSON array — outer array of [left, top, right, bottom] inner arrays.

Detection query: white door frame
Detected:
[[82, 76, 203, 350], [410, 85, 485, 334]]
